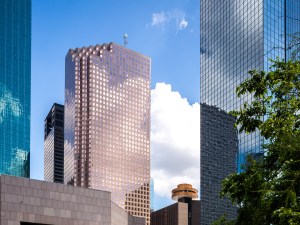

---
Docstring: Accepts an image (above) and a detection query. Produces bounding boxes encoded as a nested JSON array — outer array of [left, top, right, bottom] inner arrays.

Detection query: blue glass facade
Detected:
[[286, 1, 300, 59], [0, 0, 31, 177], [200, 0, 300, 173]]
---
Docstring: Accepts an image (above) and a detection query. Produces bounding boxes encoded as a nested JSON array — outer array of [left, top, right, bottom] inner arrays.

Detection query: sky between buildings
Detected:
[[31, 0, 200, 210]]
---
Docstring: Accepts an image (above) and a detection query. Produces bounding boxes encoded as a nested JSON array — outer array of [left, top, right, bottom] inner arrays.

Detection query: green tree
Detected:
[[218, 60, 300, 225], [211, 214, 235, 225]]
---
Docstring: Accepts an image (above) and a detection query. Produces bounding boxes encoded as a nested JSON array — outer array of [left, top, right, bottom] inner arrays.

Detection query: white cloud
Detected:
[[151, 83, 200, 198], [151, 12, 167, 27], [151, 9, 188, 31], [179, 18, 188, 30]]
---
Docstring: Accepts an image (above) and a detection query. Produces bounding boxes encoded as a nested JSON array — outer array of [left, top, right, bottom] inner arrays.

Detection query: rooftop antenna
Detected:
[[124, 33, 128, 47]]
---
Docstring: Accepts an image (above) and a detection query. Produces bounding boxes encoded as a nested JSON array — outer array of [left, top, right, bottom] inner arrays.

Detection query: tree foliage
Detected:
[[217, 60, 300, 225], [211, 214, 235, 225]]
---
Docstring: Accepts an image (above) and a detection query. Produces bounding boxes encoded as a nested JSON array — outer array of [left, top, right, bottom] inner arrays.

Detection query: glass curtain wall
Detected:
[[0, 0, 31, 177]]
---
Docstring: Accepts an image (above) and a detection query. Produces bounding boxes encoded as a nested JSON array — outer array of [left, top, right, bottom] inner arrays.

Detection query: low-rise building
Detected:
[[0, 175, 144, 225], [151, 184, 200, 225]]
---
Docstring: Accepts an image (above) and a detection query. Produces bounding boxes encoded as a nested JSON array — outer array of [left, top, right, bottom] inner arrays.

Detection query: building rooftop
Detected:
[[171, 183, 198, 201]]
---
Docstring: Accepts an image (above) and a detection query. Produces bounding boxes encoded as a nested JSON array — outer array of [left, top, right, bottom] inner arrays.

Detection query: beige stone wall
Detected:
[[128, 214, 146, 225], [0, 175, 140, 225], [111, 202, 145, 225], [177, 202, 188, 225], [112, 202, 129, 225]]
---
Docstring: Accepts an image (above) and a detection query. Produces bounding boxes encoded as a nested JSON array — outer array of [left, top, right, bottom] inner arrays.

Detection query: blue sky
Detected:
[[31, 0, 200, 210]]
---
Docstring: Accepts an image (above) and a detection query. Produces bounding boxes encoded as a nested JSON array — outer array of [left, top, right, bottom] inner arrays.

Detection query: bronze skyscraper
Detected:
[[64, 43, 151, 224]]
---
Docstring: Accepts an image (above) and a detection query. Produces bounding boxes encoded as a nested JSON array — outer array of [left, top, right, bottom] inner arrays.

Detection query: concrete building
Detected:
[[151, 184, 200, 225], [0, 175, 145, 225], [64, 43, 151, 224], [0, 0, 31, 177], [44, 103, 64, 183], [200, 104, 238, 224]]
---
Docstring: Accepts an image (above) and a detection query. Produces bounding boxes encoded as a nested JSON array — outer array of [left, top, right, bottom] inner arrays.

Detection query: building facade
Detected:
[[150, 177, 154, 213], [200, 104, 238, 225], [0, 175, 145, 225], [44, 103, 64, 183], [64, 43, 151, 224], [0, 0, 31, 177], [200, 0, 300, 173], [151, 184, 200, 225], [151, 202, 189, 225]]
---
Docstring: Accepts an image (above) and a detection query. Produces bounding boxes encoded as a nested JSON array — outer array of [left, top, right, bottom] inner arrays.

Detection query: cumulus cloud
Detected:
[[151, 9, 188, 31], [151, 83, 200, 198]]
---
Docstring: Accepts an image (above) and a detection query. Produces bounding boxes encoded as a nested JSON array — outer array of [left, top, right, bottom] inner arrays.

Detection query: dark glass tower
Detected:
[[200, 0, 300, 173], [0, 0, 31, 177], [44, 103, 64, 183], [200, 104, 238, 225]]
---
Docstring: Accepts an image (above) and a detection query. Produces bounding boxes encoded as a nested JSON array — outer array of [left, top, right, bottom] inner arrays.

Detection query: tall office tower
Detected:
[[200, 1, 300, 172], [0, 0, 31, 177], [200, 104, 238, 225], [64, 43, 151, 224], [44, 103, 64, 183]]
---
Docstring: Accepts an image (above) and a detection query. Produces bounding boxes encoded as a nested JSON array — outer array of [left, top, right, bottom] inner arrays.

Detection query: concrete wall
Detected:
[[128, 215, 146, 225], [0, 175, 144, 225], [177, 202, 188, 225], [112, 202, 129, 225], [111, 203, 145, 225]]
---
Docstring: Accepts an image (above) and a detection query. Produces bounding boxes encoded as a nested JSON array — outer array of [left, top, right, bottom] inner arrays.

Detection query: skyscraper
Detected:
[[64, 43, 151, 224], [0, 0, 31, 177], [44, 103, 64, 183], [200, 104, 237, 225], [200, 1, 300, 224], [200, 0, 300, 172]]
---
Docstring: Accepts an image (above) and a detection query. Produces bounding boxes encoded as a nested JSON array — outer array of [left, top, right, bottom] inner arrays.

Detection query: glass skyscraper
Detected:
[[200, 0, 300, 173], [64, 43, 151, 224], [0, 0, 31, 177], [200, 1, 300, 224]]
